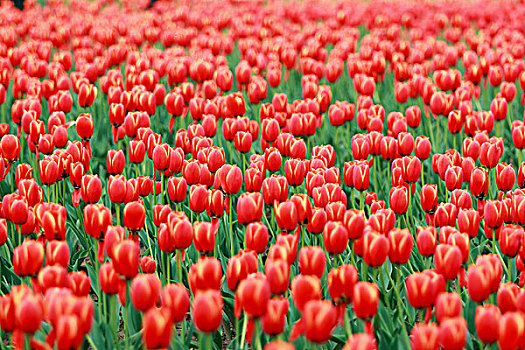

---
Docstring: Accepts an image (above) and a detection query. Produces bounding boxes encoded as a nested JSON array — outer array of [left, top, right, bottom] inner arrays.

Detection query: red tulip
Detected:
[[264, 258, 290, 294], [435, 244, 462, 280], [130, 274, 161, 312], [411, 323, 439, 350], [192, 290, 223, 333], [160, 283, 190, 323], [475, 304, 500, 344], [142, 307, 174, 350], [438, 317, 467, 350], [352, 282, 379, 320], [435, 292, 462, 323]]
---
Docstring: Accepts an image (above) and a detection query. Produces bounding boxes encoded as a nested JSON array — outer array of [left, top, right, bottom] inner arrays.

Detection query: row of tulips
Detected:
[[2, 0, 525, 349]]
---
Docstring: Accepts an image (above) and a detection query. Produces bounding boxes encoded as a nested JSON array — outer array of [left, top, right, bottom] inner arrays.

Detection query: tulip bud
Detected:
[[352, 282, 379, 320], [192, 290, 223, 333], [142, 307, 174, 349], [411, 323, 439, 350], [475, 304, 500, 344]]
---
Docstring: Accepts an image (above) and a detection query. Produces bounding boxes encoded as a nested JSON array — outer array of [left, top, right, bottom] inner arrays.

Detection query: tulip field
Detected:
[[3, 0, 525, 349]]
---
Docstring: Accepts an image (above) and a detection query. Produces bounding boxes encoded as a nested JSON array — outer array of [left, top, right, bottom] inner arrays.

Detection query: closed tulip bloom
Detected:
[[234, 131, 252, 153], [444, 166, 463, 191], [15, 293, 44, 334], [112, 240, 140, 279], [477, 254, 503, 294], [480, 138, 504, 169], [216, 164, 243, 195], [262, 175, 288, 204], [3, 193, 29, 225], [45, 240, 70, 268], [265, 148, 283, 173], [81, 174, 102, 204], [497, 282, 520, 314], [244, 167, 264, 192], [353, 282, 379, 320], [406, 272, 436, 309], [496, 163, 516, 192], [130, 274, 162, 312], [434, 203, 458, 228], [327, 264, 358, 305], [499, 225, 524, 258], [265, 259, 290, 295], [352, 161, 370, 191], [484, 200, 503, 229], [262, 296, 289, 336], [470, 167, 489, 200], [274, 200, 298, 232], [401, 156, 421, 184], [519, 162, 525, 189], [307, 207, 328, 235], [189, 257, 223, 293], [167, 177, 187, 203], [447, 231, 470, 264], [106, 149, 125, 175], [129, 140, 146, 164], [140, 256, 157, 274], [300, 300, 338, 343], [457, 209, 480, 238], [388, 228, 413, 264], [99, 262, 120, 295], [299, 246, 326, 279], [475, 305, 500, 344], [363, 231, 389, 267], [466, 263, 492, 303], [123, 201, 146, 232], [1, 134, 21, 162], [291, 275, 322, 313], [13, 240, 44, 277], [435, 244, 462, 280], [193, 221, 217, 254], [438, 317, 467, 350], [284, 159, 306, 187], [142, 307, 174, 350], [245, 222, 269, 254], [153, 143, 171, 171], [192, 290, 223, 333], [411, 323, 439, 350], [323, 221, 349, 255], [83, 203, 112, 241], [498, 311, 525, 350], [435, 293, 462, 323], [234, 273, 271, 319], [389, 186, 408, 214], [189, 184, 209, 214], [108, 175, 127, 203], [416, 226, 437, 256], [343, 209, 365, 240], [351, 134, 370, 160], [415, 136, 431, 160], [237, 192, 263, 224], [160, 283, 190, 323], [39, 157, 59, 184]]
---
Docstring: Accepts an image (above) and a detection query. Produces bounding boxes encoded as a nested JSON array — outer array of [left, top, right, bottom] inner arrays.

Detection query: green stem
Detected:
[[200, 332, 213, 350], [239, 313, 248, 349], [229, 197, 234, 257], [109, 295, 118, 347], [394, 267, 412, 348], [167, 252, 171, 284], [177, 249, 183, 283], [123, 281, 130, 350], [116, 205, 121, 226], [254, 319, 262, 350]]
